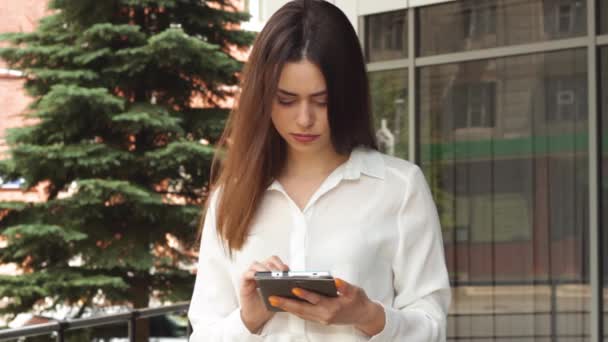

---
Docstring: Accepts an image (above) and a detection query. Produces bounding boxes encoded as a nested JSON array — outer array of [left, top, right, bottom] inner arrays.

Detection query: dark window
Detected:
[[464, 4, 497, 38], [544, 0, 586, 38], [364, 10, 407, 62], [557, 4, 574, 34], [545, 77, 587, 122], [453, 82, 496, 129]]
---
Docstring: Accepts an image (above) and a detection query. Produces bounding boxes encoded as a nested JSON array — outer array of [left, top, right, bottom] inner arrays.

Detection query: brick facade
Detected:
[[0, 0, 49, 202]]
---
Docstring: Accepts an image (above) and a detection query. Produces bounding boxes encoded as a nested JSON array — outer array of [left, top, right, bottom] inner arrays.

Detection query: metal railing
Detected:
[[0, 280, 601, 341], [0, 302, 190, 341]]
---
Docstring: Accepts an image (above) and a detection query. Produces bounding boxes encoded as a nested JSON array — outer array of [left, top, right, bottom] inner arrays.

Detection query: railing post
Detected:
[[550, 282, 557, 340], [55, 321, 66, 342], [128, 310, 138, 342]]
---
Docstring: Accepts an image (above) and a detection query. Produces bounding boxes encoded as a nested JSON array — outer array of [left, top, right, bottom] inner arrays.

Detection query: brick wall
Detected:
[[0, 0, 48, 201]]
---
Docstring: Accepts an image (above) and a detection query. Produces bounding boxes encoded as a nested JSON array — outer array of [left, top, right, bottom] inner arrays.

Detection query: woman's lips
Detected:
[[290, 133, 320, 143]]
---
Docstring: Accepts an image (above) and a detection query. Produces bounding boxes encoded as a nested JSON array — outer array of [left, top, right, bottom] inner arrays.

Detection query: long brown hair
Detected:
[[204, 0, 377, 254]]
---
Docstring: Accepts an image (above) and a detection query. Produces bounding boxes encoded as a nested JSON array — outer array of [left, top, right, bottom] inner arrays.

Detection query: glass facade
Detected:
[[368, 69, 408, 158], [418, 0, 587, 56], [364, 10, 407, 62], [363, 1, 608, 340], [602, 47, 608, 339], [420, 49, 589, 340], [602, 0, 608, 34]]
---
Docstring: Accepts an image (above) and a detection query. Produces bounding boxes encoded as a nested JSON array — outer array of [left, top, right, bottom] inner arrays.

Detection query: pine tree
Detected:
[[0, 0, 253, 325]]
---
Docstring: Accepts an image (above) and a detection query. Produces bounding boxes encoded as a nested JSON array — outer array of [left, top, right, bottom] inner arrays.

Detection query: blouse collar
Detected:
[[267, 146, 385, 191]]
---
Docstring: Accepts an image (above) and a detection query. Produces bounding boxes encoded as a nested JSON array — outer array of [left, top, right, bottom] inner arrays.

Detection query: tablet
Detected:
[[254, 271, 339, 312]]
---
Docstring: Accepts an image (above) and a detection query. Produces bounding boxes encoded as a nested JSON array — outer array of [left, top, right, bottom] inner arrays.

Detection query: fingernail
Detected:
[[292, 288, 302, 296], [335, 278, 344, 288], [268, 296, 280, 307]]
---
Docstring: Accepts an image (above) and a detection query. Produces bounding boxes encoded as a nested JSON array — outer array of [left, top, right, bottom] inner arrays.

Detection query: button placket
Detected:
[[274, 189, 308, 337], [269, 166, 348, 339], [289, 211, 307, 271]]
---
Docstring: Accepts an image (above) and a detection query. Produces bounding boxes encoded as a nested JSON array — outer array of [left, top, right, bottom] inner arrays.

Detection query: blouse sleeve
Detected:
[[369, 165, 452, 342], [188, 191, 264, 342]]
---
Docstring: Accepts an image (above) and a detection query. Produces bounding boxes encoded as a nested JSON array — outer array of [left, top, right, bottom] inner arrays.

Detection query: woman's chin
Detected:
[[286, 141, 328, 155]]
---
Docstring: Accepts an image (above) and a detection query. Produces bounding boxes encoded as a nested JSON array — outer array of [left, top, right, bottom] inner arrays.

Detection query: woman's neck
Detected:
[[282, 148, 349, 180]]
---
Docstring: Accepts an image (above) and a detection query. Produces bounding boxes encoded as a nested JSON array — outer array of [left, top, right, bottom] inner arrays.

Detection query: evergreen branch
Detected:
[[80, 23, 147, 46]]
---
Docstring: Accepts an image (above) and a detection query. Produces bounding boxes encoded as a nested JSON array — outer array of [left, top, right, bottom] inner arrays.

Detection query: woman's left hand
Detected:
[[268, 278, 386, 336]]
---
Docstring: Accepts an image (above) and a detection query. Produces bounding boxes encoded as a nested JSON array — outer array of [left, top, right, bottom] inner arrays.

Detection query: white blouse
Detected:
[[188, 147, 451, 341]]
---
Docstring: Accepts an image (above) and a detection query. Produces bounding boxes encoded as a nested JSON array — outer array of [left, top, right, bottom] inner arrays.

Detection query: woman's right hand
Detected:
[[240, 255, 290, 333]]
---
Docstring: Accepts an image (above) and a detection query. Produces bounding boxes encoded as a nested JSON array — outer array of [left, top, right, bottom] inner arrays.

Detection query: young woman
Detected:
[[188, 1, 451, 341]]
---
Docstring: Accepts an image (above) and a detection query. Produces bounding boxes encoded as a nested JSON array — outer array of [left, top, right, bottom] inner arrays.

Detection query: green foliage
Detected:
[[4, 224, 86, 243], [111, 103, 183, 133], [0, 0, 254, 320]]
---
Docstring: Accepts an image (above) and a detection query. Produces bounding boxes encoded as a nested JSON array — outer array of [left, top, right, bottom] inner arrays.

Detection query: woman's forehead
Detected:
[[277, 60, 326, 95]]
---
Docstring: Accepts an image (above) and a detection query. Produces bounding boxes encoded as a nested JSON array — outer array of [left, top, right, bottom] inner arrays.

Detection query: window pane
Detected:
[[601, 47, 608, 339], [368, 69, 408, 159], [364, 10, 407, 62], [419, 0, 587, 56], [419, 49, 589, 340], [602, 0, 608, 34]]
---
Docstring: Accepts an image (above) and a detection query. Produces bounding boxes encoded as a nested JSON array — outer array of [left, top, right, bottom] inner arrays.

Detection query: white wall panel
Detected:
[[408, 0, 455, 8], [357, 0, 405, 16], [260, 0, 458, 26]]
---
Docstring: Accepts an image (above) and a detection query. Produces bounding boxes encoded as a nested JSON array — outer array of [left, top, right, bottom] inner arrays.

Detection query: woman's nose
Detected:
[[295, 102, 314, 128]]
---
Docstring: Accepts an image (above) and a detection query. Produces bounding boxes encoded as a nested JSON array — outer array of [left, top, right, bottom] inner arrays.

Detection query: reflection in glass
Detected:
[[602, 0, 608, 34], [419, 0, 587, 56], [601, 47, 608, 338], [419, 49, 589, 340], [364, 10, 407, 62], [368, 69, 408, 159]]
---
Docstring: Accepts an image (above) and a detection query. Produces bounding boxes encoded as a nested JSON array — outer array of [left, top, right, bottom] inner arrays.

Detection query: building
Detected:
[[0, 0, 48, 201], [254, 0, 607, 340]]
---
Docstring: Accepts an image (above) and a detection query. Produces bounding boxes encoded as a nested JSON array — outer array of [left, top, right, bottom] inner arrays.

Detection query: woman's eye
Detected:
[[277, 98, 295, 106]]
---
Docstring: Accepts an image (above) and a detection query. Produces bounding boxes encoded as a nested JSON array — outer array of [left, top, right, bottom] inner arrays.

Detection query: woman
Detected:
[[188, 0, 451, 341]]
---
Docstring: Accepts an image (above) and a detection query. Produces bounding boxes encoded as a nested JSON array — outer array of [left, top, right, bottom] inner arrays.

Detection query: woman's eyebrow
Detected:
[[277, 88, 327, 97]]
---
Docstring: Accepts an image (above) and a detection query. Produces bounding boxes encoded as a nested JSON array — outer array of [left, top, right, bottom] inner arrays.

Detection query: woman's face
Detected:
[[271, 59, 333, 156]]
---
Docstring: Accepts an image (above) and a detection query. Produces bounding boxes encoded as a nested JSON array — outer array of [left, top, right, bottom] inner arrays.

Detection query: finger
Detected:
[[291, 287, 322, 305], [273, 296, 336, 325], [334, 278, 351, 296], [272, 294, 345, 326], [264, 260, 283, 271], [269, 296, 314, 317], [263, 259, 288, 271], [242, 262, 270, 281], [251, 261, 270, 272], [267, 255, 290, 271], [241, 262, 270, 291], [241, 271, 258, 293], [242, 269, 258, 281]]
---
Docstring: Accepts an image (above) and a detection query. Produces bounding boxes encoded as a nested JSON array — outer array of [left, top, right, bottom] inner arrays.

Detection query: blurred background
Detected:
[[1, 0, 607, 341]]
